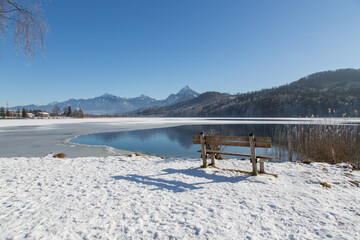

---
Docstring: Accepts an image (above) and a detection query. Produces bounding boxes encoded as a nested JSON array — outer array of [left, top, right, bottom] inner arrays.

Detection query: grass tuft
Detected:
[[320, 181, 331, 188], [53, 152, 66, 158]]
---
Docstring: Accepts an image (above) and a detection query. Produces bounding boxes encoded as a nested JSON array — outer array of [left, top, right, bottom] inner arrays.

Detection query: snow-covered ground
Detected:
[[1, 118, 359, 239], [1, 155, 359, 239]]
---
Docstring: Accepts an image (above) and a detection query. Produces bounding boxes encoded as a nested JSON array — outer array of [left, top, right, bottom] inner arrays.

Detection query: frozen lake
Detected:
[[71, 124, 278, 159], [71, 118, 360, 161], [0, 117, 358, 158]]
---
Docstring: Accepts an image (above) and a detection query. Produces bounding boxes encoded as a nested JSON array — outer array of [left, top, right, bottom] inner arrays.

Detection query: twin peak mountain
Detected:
[[15, 86, 200, 115]]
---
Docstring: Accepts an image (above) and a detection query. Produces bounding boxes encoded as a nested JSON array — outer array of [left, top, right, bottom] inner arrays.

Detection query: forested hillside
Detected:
[[135, 69, 360, 117]]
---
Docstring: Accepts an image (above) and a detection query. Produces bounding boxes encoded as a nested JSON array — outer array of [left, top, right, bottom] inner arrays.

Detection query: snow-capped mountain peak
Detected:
[[10, 86, 200, 115]]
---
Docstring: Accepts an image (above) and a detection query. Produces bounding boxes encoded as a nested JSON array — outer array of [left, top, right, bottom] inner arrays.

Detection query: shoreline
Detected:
[[62, 135, 132, 157], [1, 117, 359, 158]]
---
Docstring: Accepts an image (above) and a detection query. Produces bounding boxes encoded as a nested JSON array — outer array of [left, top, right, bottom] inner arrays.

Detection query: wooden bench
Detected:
[[192, 132, 277, 175]]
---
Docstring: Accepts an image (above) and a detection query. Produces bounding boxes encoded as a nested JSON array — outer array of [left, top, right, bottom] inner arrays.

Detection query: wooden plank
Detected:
[[194, 140, 270, 148], [194, 135, 271, 143], [204, 150, 277, 159], [255, 142, 272, 148], [204, 136, 271, 143], [205, 136, 249, 142], [205, 150, 250, 157], [200, 132, 207, 168], [254, 137, 272, 143], [205, 141, 251, 147], [249, 133, 258, 176]]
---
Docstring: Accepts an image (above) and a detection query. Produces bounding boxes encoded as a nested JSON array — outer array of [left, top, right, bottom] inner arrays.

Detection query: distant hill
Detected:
[[10, 86, 200, 115], [134, 68, 360, 117], [290, 69, 360, 89], [134, 92, 230, 116]]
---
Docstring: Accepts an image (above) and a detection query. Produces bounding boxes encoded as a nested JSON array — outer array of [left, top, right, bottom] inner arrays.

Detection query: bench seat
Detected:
[[198, 149, 277, 160]]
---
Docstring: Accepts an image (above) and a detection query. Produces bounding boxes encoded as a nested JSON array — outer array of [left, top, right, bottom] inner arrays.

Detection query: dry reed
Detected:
[[273, 125, 360, 165]]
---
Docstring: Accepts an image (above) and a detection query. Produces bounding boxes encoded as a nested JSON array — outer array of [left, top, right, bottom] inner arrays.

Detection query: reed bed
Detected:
[[273, 124, 360, 165]]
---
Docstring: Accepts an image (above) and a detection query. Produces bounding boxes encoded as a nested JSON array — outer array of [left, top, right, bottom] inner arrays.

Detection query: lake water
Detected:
[[71, 124, 288, 161]]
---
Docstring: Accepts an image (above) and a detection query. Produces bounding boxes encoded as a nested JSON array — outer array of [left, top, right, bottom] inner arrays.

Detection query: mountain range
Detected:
[[11, 86, 200, 115], [11, 68, 360, 117]]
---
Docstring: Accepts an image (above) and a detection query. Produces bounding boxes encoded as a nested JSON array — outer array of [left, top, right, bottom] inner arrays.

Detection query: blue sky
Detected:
[[1, 0, 360, 107]]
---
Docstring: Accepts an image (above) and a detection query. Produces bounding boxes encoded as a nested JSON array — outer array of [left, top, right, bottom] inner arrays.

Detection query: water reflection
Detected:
[[72, 124, 285, 160]]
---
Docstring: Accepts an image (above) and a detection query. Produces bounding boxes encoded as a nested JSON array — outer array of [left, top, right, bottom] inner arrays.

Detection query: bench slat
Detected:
[[204, 150, 277, 159], [193, 140, 271, 148], [205, 141, 251, 147], [205, 136, 250, 141], [254, 137, 272, 143], [193, 135, 271, 143], [255, 142, 272, 148], [203, 141, 271, 148]]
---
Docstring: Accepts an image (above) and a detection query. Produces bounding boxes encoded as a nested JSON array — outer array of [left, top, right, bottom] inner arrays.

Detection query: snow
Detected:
[[1, 155, 359, 239], [0, 117, 359, 129], [1, 117, 360, 238]]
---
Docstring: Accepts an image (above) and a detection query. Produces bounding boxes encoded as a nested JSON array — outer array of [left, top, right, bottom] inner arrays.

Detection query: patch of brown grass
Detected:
[[303, 160, 313, 164], [53, 152, 66, 158], [320, 181, 331, 188], [349, 180, 360, 187]]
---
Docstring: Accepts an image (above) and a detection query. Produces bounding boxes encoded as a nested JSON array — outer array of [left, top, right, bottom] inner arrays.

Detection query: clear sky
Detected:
[[1, 0, 360, 107]]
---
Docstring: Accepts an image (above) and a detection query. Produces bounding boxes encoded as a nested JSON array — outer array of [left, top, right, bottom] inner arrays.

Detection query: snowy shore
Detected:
[[0, 155, 359, 239]]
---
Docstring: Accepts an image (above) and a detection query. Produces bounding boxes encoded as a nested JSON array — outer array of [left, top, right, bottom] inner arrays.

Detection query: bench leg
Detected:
[[200, 132, 207, 168], [210, 153, 216, 167], [260, 161, 265, 173], [201, 154, 207, 168], [249, 134, 258, 176]]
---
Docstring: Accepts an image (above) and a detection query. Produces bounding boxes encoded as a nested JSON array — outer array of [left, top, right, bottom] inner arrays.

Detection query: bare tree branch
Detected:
[[0, 0, 48, 58]]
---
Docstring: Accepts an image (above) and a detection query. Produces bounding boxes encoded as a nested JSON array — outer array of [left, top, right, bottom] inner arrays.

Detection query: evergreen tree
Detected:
[[67, 106, 72, 117], [73, 108, 84, 118], [22, 108, 27, 118], [6, 108, 11, 117], [0, 107, 5, 118], [16, 108, 21, 118]]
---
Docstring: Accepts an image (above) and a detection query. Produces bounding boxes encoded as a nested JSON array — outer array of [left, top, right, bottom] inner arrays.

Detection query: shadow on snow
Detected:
[[112, 167, 265, 193]]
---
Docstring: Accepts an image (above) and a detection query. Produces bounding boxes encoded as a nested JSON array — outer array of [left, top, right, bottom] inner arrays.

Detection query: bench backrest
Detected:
[[192, 135, 272, 148]]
